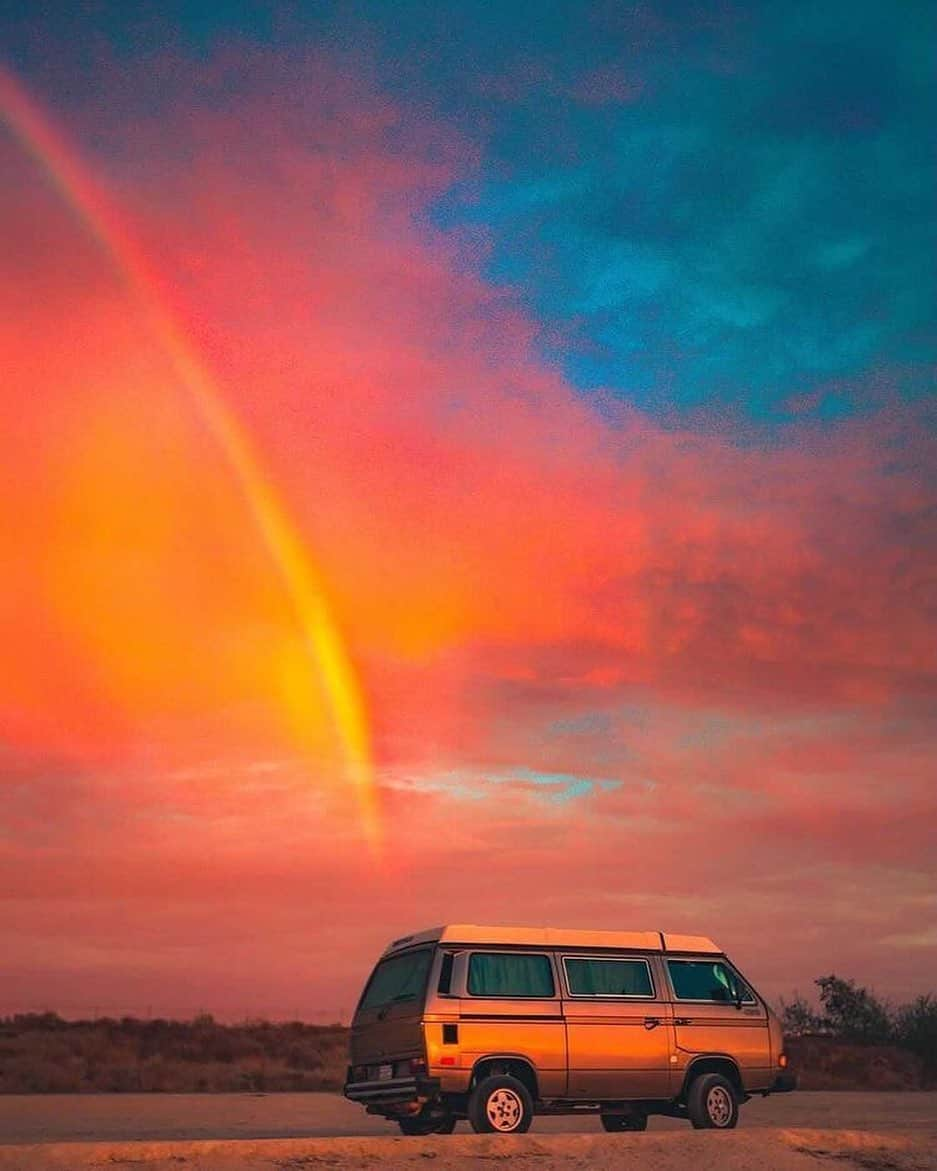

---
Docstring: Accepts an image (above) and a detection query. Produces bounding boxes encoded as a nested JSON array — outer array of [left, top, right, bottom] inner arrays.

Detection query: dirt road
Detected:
[[2, 1090, 937, 1143], [0, 1130, 935, 1171], [0, 1093, 934, 1170]]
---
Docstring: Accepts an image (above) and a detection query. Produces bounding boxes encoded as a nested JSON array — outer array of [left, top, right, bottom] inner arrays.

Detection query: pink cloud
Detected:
[[0, 49, 934, 1016]]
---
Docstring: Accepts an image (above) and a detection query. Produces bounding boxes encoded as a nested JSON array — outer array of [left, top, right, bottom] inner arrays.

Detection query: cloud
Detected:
[[0, 38, 935, 1015], [427, 1, 936, 416]]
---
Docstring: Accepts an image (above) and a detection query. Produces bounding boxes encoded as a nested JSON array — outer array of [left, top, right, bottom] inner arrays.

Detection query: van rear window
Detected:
[[359, 949, 433, 1011], [468, 952, 555, 998]]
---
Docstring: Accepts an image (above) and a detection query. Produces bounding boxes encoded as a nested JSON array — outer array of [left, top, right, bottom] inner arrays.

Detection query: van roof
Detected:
[[382, 925, 721, 956]]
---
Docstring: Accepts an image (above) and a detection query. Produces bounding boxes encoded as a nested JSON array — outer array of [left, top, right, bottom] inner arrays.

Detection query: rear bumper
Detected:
[[344, 1075, 441, 1105], [771, 1072, 797, 1093]]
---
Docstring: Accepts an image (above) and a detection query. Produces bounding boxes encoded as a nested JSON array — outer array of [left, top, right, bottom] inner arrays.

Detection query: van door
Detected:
[[457, 950, 566, 1098], [350, 947, 433, 1073], [562, 953, 673, 1099], [664, 956, 771, 1090]]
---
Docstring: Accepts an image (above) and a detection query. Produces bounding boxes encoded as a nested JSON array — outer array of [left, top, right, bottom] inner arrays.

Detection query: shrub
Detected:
[[779, 993, 823, 1037], [894, 995, 937, 1082], [814, 974, 894, 1045]]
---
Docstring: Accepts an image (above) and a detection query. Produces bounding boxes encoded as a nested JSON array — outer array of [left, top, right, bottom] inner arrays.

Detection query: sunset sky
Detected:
[[1, 1, 935, 1020]]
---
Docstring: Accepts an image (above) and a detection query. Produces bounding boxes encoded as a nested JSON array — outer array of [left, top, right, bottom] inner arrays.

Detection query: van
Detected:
[[344, 924, 795, 1134]]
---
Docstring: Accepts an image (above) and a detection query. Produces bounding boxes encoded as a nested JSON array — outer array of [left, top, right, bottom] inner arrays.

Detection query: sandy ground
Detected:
[[1, 1130, 936, 1171], [0, 1093, 935, 1170]]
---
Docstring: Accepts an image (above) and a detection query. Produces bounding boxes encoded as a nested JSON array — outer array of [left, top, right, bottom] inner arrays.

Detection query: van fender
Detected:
[[470, 1054, 539, 1100], [679, 1053, 745, 1101]]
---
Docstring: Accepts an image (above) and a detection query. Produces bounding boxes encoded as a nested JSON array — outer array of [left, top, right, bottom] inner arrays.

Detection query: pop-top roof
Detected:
[[382, 925, 721, 956]]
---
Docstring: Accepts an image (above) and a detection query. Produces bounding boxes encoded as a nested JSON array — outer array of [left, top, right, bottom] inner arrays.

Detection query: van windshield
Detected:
[[359, 948, 433, 1011]]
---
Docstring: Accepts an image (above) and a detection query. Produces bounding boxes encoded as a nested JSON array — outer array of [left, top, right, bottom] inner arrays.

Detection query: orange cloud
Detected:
[[1, 51, 935, 1015]]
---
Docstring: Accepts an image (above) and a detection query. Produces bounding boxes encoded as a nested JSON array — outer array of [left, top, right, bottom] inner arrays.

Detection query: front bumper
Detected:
[[771, 1072, 797, 1093], [344, 1075, 441, 1105]]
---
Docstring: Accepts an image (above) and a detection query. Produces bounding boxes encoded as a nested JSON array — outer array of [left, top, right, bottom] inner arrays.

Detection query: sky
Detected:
[[0, 0, 935, 1020]]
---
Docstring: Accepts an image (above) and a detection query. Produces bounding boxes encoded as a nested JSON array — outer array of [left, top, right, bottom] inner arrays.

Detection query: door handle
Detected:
[[674, 1017, 692, 1025], [644, 1017, 661, 1029]]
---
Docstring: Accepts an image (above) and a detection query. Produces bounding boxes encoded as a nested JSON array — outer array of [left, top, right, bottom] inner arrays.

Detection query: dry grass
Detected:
[[787, 1037, 927, 1091], [0, 1014, 931, 1094], [0, 1014, 348, 1093]]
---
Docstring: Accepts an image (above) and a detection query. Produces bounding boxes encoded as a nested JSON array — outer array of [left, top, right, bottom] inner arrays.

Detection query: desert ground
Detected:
[[0, 1091, 935, 1170]]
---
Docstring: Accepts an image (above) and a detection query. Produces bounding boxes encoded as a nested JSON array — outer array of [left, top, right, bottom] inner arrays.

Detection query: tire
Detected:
[[397, 1113, 456, 1135], [686, 1072, 739, 1130], [600, 1110, 648, 1132], [467, 1074, 534, 1134]]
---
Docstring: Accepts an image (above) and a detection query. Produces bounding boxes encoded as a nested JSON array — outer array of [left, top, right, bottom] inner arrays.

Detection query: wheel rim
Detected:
[[706, 1085, 733, 1127], [486, 1087, 523, 1132]]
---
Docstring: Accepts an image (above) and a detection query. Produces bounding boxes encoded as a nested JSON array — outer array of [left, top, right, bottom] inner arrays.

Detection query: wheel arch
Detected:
[[680, 1054, 743, 1101], [470, 1055, 539, 1101]]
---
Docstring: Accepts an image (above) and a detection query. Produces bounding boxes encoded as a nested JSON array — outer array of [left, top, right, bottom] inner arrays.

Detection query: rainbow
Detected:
[[0, 65, 380, 851]]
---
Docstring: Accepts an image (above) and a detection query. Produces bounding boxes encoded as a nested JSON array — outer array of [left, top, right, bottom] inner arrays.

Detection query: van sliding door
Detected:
[[457, 950, 566, 1098], [561, 953, 673, 1099]]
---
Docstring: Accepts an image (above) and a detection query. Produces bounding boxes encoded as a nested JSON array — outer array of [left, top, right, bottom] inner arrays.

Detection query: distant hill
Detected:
[[1, 1012, 933, 1094], [0, 1013, 348, 1093]]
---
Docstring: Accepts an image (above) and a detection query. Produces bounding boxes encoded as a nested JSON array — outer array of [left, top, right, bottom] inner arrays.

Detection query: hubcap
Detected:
[[486, 1087, 523, 1132], [706, 1085, 733, 1127]]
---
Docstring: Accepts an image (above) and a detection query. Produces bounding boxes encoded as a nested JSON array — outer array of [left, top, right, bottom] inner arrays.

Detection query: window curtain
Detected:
[[469, 953, 554, 997], [566, 959, 651, 996]]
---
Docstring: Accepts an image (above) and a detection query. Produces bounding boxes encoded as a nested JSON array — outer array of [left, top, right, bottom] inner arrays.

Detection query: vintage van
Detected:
[[344, 925, 795, 1134]]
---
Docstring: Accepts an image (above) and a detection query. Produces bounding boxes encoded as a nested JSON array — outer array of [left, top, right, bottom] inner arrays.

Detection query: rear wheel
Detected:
[[600, 1109, 648, 1132], [467, 1074, 534, 1134], [686, 1073, 739, 1130]]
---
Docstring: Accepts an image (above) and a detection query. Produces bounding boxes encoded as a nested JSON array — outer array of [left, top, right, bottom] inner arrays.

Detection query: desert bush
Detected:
[[814, 974, 894, 1045], [894, 995, 937, 1082], [5, 987, 926, 1094], [779, 993, 823, 1037], [0, 1013, 349, 1092], [778, 974, 937, 1089], [785, 1035, 924, 1090]]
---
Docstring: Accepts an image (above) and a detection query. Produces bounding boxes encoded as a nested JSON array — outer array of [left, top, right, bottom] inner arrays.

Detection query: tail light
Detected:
[[778, 1053, 788, 1068]]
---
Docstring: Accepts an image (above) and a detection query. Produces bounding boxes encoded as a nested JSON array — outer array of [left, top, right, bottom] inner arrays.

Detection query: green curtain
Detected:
[[468, 952, 554, 997], [566, 958, 652, 996]]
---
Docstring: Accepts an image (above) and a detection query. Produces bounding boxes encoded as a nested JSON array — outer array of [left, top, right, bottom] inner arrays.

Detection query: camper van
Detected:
[[344, 925, 795, 1134]]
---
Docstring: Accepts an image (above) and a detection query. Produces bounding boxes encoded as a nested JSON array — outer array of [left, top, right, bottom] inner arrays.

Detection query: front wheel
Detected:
[[467, 1074, 534, 1134], [600, 1109, 648, 1132], [686, 1073, 739, 1129]]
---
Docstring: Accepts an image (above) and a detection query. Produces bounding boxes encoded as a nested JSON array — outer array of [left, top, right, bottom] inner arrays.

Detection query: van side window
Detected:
[[437, 951, 454, 995], [467, 952, 555, 998], [667, 959, 756, 1003], [564, 956, 654, 998]]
